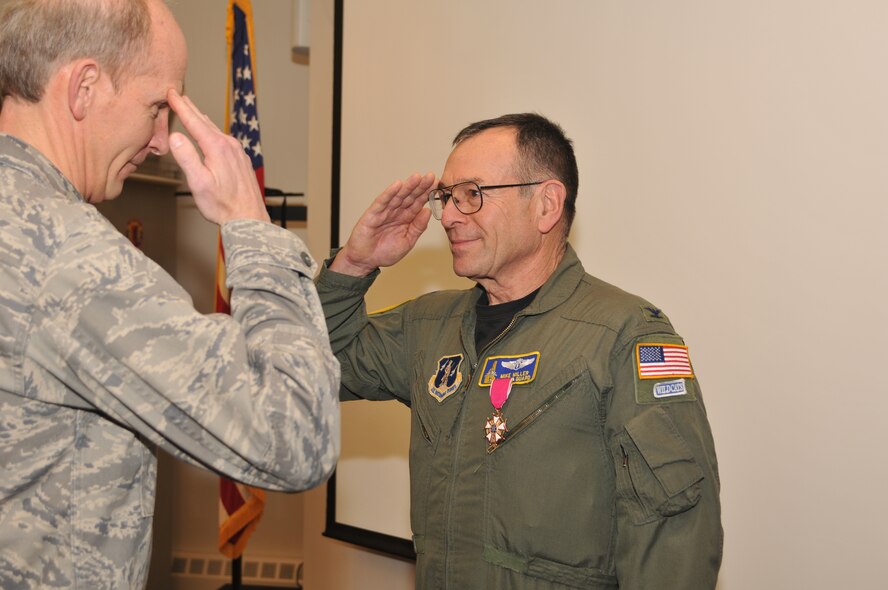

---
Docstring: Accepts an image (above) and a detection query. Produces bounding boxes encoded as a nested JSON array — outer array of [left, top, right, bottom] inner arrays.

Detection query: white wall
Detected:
[[304, 1, 888, 589], [300, 1, 420, 588]]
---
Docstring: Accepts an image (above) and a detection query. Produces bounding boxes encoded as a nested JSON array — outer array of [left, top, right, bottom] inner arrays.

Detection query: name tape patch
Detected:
[[478, 352, 540, 387], [653, 379, 688, 399]]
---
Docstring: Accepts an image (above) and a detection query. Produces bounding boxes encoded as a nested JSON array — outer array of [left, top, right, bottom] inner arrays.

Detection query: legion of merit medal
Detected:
[[485, 410, 507, 447], [485, 377, 514, 450]]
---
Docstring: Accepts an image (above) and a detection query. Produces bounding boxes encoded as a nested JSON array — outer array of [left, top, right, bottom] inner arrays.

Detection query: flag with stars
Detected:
[[636, 343, 695, 379], [217, 0, 266, 561], [227, 0, 264, 188]]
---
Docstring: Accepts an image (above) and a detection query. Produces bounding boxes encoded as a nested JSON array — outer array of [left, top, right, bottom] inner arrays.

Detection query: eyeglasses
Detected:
[[427, 180, 544, 220]]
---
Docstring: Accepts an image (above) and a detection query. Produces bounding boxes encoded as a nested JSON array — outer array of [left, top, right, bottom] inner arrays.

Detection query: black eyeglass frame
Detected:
[[428, 180, 544, 219]]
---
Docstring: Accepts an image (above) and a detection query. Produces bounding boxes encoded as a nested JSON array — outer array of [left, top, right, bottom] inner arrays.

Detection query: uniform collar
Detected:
[[466, 244, 584, 317], [0, 133, 85, 204], [517, 243, 585, 316]]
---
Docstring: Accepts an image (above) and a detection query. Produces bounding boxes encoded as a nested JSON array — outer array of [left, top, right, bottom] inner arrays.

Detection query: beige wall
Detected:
[[10, 0, 883, 587], [300, 1, 419, 588], [305, 1, 888, 589]]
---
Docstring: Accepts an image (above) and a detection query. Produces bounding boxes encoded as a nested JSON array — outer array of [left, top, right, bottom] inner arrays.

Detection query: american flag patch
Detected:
[[636, 343, 694, 379]]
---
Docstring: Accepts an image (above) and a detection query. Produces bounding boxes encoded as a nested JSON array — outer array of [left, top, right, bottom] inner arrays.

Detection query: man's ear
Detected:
[[67, 60, 102, 121], [537, 180, 566, 235]]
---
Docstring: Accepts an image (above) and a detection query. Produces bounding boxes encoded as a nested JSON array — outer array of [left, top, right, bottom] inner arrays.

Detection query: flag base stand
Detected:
[[217, 557, 302, 590]]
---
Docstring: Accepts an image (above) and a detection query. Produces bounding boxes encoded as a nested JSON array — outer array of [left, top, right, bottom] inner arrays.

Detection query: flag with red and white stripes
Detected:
[[636, 343, 694, 379]]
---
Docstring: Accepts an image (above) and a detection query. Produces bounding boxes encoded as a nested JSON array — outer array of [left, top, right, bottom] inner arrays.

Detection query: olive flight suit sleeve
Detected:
[[315, 258, 411, 404], [605, 322, 723, 588], [28, 219, 341, 492]]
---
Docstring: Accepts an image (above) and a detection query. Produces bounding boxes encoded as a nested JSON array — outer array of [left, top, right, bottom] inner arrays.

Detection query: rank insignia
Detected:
[[478, 352, 540, 387], [641, 306, 671, 325], [428, 354, 464, 402]]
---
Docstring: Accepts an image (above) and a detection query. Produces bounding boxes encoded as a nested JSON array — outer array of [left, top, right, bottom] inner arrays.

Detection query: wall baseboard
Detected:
[[170, 552, 303, 587]]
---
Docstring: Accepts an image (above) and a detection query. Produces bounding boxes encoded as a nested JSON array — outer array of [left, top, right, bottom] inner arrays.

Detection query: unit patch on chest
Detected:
[[478, 352, 540, 387], [428, 354, 464, 402]]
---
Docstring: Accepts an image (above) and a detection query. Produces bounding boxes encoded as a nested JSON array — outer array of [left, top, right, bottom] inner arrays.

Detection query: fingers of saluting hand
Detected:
[[331, 172, 436, 277], [166, 89, 267, 224], [370, 172, 437, 221], [166, 89, 219, 184], [167, 90, 215, 140]]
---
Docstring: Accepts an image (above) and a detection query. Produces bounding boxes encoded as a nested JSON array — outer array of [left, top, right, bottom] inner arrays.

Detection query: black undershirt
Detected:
[[474, 287, 540, 352]]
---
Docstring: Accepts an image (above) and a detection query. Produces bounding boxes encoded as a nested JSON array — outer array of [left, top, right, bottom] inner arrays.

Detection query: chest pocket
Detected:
[[488, 356, 602, 452]]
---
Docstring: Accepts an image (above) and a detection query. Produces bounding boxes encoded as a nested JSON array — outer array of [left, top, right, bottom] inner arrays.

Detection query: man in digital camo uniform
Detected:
[[317, 113, 722, 588], [0, 1, 339, 588]]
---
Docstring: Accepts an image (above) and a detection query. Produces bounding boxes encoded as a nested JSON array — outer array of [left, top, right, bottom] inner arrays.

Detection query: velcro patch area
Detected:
[[634, 339, 697, 404]]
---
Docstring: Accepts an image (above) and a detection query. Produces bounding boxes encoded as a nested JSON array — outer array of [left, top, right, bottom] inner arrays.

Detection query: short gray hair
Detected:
[[0, 0, 153, 103]]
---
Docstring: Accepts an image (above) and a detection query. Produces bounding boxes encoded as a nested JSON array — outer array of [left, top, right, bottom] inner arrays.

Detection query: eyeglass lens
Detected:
[[429, 182, 482, 219]]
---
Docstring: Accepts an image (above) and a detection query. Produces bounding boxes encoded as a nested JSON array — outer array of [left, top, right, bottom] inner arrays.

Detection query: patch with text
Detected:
[[428, 354, 464, 402], [653, 379, 688, 399], [478, 352, 540, 387]]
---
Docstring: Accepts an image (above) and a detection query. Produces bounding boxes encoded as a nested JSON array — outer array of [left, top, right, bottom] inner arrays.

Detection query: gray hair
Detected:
[[0, 0, 153, 104]]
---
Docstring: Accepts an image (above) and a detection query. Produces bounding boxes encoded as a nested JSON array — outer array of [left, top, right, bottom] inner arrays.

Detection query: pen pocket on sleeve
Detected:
[[613, 406, 704, 524]]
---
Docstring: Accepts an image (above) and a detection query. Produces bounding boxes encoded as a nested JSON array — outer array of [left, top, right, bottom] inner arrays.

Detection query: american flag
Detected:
[[217, 0, 266, 562], [228, 0, 264, 186], [637, 344, 694, 379]]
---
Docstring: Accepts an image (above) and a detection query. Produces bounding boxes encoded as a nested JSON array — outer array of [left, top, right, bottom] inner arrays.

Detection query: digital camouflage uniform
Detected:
[[317, 245, 722, 589], [0, 134, 340, 589]]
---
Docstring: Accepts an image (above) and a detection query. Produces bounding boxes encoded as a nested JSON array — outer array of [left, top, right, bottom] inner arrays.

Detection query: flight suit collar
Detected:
[[513, 243, 585, 317], [459, 243, 585, 359]]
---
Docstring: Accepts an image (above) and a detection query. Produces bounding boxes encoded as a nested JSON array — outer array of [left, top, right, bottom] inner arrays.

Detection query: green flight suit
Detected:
[[317, 245, 722, 589]]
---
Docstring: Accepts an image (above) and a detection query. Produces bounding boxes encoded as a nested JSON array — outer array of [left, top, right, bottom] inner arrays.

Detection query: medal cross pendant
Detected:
[[485, 409, 507, 451]]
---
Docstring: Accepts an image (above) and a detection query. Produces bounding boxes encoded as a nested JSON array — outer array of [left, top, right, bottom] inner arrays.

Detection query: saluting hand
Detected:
[[331, 173, 436, 277], [167, 89, 270, 225]]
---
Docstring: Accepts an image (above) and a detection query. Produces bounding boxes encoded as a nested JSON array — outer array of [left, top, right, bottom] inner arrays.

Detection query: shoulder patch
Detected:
[[634, 340, 697, 404], [428, 354, 464, 402], [636, 343, 694, 380]]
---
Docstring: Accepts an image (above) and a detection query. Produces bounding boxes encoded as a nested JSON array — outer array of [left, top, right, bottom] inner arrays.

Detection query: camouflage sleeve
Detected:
[[28, 217, 340, 492]]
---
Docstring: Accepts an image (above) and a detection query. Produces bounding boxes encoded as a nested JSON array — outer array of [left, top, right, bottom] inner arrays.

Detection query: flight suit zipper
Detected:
[[417, 414, 432, 444], [486, 374, 581, 454], [443, 312, 520, 587], [466, 313, 520, 393], [620, 443, 644, 508]]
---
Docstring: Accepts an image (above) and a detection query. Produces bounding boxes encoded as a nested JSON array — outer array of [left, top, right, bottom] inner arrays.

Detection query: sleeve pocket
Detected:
[[615, 406, 704, 523]]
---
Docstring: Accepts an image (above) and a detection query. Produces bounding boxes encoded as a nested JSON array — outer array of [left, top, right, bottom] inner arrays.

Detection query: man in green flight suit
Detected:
[[317, 113, 722, 589]]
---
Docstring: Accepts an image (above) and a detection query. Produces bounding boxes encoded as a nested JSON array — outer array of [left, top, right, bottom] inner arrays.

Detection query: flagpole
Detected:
[[219, 0, 268, 580], [231, 556, 242, 590]]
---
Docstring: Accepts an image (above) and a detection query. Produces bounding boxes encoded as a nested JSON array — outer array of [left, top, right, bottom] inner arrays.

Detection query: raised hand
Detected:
[[166, 89, 270, 225], [331, 172, 436, 277]]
